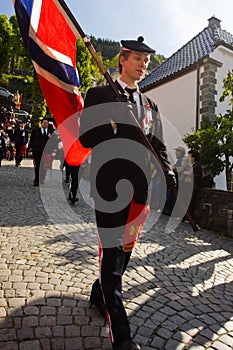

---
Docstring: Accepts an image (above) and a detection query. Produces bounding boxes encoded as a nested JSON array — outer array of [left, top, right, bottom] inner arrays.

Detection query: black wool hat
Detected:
[[121, 36, 155, 54]]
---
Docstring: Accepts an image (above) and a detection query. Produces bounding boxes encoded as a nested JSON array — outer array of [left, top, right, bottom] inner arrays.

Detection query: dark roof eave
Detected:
[[140, 57, 208, 93], [214, 40, 233, 52]]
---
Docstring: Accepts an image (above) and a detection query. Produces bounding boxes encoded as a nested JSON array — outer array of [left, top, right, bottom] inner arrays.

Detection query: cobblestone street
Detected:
[[0, 159, 233, 350]]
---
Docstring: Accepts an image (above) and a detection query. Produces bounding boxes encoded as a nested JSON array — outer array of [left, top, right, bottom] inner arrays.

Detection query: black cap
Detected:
[[121, 36, 155, 54]]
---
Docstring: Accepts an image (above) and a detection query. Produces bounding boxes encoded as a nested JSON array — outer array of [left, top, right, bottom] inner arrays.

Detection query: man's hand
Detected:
[[110, 119, 117, 134], [165, 170, 177, 188]]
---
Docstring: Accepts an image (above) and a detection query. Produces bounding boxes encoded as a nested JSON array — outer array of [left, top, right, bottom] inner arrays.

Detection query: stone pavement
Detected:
[[0, 159, 233, 350]]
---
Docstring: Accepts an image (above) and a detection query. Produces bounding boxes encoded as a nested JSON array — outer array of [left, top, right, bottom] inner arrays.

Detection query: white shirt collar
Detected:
[[117, 78, 139, 93], [117, 79, 141, 118]]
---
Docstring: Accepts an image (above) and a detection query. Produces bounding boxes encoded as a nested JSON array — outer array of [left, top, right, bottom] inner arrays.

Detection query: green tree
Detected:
[[148, 53, 166, 71], [0, 15, 12, 76], [90, 36, 120, 60], [184, 70, 233, 190], [9, 15, 32, 75], [220, 69, 233, 107], [76, 38, 93, 93], [105, 53, 119, 70], [30, 71, 48, 127]]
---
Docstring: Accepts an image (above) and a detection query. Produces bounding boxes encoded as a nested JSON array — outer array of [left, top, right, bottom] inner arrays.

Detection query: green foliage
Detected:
[[76, 38, 103, 92], [9, 15, 32, 74], [184, 71, 233, 190], [184, 116, 226, 176], [30, 71, 48, 126], [104, 53, 119, 69], [219, 69, 233, 107], [149, 53, 166, 71], [0, 15, 12, 76], [90, 36, 121, 60], [76, 38, 94, 92]]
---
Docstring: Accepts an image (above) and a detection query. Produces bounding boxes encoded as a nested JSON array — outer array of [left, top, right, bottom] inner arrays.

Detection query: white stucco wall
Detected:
[[210, 46, 233, 115], [210, 46, 233, 189], [145, 70, 197, 163]]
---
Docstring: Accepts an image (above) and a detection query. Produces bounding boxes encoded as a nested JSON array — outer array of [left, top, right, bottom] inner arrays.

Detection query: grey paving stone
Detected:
[[0, 160, 233, 349]]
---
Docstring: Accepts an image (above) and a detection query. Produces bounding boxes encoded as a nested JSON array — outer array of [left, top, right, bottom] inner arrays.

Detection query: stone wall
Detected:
[[195, 188, 233, 236], [199, 57, 222, 122]]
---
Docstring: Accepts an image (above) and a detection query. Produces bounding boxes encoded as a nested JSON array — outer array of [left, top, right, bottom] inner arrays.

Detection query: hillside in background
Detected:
[[90, 36, 166, 71]]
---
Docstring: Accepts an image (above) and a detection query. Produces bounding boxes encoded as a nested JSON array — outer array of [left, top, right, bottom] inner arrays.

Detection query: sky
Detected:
[[1, 0, 233, 57]]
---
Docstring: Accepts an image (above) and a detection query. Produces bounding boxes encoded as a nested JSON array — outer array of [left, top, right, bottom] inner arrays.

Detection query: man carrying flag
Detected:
[[79, 37, 176, 350], [14, 1, 176, 349]]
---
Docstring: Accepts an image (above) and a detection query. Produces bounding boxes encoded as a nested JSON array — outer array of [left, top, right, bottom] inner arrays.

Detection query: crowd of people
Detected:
[[0, 106, 81, 204], [0, 106, 30, 166], [160, 145, 204, 221]]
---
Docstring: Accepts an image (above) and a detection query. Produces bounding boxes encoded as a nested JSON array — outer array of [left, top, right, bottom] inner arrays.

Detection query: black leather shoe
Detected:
[[68, 192, 78, 204], [114, 340, 141, 350], [72, 198, 78, 204], [97, 303, 107, 320], [90, 300, 107, 320], [90, 279, 107, 320]]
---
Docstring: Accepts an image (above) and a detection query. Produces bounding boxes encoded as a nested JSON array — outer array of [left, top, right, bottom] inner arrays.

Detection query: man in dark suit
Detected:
[[79, 37, 176, 350], [14, 121, 29, 167], [28, 117, 53, 186]]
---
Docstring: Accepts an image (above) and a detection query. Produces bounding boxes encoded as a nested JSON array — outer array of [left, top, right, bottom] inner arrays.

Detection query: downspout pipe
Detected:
[[195, 62, 200, 131]]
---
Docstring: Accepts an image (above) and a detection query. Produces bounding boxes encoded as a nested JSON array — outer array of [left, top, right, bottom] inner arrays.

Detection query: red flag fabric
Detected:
[[123, 200, 150, 252], [14, 0, 90, 165]]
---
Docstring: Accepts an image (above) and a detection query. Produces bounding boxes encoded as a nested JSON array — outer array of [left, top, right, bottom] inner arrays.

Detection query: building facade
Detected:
[[139, 17, 233, 189]]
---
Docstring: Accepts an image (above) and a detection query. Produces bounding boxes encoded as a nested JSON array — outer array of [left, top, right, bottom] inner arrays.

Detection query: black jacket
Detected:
[[28, 128, 52, 157], [0, 134, 6, 159], [14, 128, 29, 149], [79, 82, 172, 204]]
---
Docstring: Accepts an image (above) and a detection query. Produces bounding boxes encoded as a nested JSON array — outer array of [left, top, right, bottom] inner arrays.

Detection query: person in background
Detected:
[[63, 159, 71, 183], [164, 146, 190, 216], [0, 127, 6, 167], [6, 121, 16, 143], [14, 121, 28, 167], [4, 133, 13, 161], [187, 150, 203, 218], [68, 165, 81, 204], [150, 162, 164, 212], [173, 146, 190, 181], [80, 37, 176, 350], [28, 117, 53, 186]]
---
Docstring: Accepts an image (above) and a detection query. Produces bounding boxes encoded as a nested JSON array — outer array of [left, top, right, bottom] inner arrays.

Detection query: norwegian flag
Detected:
[[13, 0, 90, 165]]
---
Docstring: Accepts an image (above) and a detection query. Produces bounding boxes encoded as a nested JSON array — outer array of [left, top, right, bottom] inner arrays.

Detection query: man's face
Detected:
[[176, 150, 183, 159], [120, 51, 150, 82], [41, 120, 48, 129]]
